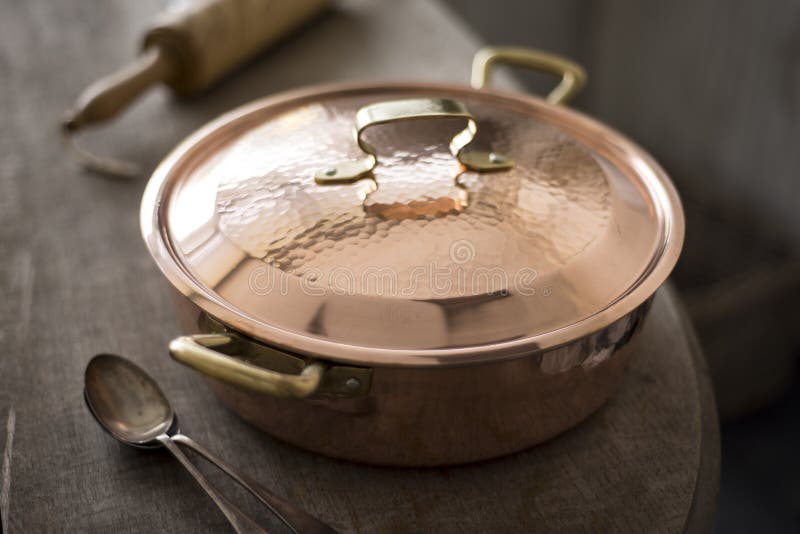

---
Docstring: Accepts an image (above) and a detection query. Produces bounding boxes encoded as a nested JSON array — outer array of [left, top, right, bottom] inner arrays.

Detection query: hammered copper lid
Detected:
[[142, 82, 684, 366]]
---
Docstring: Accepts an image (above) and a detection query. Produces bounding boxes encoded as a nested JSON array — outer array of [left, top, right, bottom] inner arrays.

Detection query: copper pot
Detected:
[[141, 47, 684, 466]]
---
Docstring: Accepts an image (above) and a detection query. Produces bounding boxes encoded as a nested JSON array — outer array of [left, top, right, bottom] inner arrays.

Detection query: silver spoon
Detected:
[[84, 353, 336, 534]]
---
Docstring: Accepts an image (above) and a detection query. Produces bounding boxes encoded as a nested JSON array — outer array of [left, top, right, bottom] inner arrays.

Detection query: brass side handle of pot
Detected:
[[471, 46, 587, 104], [169, 333, 372, 400]]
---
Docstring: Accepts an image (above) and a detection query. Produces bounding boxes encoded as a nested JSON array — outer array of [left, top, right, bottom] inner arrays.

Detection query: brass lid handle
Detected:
[[471, 46, 587, 105], [315, 98, 513, 185]]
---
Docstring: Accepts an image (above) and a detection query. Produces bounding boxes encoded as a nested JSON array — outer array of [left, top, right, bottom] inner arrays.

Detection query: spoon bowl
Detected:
[[85, 353, 175, 447]]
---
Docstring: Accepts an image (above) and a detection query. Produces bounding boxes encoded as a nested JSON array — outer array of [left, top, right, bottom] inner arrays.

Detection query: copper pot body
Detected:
[[144, 54, 684, 466], [173, 291, 650, 465]]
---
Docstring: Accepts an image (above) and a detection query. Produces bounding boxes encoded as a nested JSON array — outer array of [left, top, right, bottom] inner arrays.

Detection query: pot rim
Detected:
[[141, 80, 684, 367]]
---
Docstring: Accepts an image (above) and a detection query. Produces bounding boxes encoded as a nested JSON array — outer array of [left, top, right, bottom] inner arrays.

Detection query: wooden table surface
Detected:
[[0, 0, 719, 532]]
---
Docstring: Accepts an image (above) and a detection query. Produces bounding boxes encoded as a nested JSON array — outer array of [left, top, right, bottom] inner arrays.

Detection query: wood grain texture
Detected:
[[0, 408, 14, 534], [0, 0, 718, 532]]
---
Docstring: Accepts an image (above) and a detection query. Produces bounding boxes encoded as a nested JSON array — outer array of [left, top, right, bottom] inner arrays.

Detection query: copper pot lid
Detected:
[[142, 79, 683, 366]]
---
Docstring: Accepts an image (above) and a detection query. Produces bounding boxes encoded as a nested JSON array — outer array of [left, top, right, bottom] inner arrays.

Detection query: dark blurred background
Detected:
[[442, 0, 800, 531]]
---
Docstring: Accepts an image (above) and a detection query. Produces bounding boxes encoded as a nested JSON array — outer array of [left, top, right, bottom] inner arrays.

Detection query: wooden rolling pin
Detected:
[[63, 0, 329, 176]]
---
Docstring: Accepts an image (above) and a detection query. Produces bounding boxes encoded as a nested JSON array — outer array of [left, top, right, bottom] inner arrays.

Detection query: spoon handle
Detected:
[[171, 433, 337, 534], [156, 435, 267, 534]]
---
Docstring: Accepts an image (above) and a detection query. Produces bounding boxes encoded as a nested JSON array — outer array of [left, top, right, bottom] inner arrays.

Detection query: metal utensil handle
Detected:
[[171, 434, 337, 534], [169, 334, 325, 398], [315, 97, 513, 184], [471, 46, 587, 104], [156, 435, 266, 534]]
